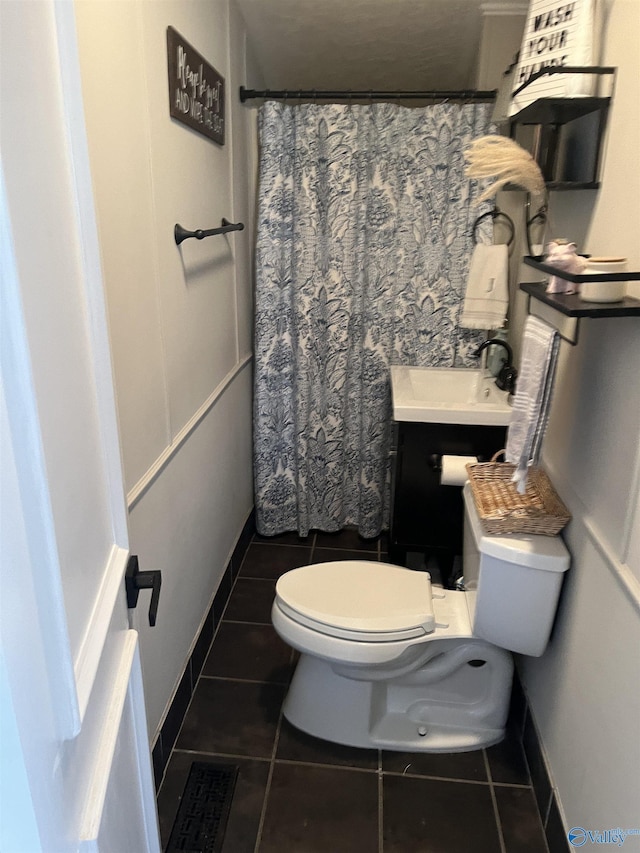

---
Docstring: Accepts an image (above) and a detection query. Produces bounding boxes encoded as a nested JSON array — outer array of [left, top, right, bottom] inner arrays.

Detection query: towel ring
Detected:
[[472, 208, 515, 248], [525, 193, 548, 260]]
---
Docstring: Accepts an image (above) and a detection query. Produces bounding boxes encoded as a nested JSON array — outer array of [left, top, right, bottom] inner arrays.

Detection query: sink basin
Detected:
[[390, 366, 512, 425]]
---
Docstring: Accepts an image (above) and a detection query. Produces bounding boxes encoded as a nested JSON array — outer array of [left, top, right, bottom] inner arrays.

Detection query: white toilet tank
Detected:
[[462, 484, 570, 657]]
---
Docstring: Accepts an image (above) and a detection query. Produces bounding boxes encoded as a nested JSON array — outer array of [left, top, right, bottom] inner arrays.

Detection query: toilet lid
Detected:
[[275, 561, 435, 635]]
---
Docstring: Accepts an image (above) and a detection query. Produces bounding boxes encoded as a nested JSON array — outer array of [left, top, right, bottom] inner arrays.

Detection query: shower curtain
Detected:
[[254, 101, 493, 538]]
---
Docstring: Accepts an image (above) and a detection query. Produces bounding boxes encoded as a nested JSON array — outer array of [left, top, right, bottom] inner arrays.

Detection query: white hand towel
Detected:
[[460, 243, 509, 330], [505, 316, 560, 493]]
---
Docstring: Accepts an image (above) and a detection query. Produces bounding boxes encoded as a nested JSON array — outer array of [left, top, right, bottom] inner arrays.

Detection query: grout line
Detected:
[[199, 674, 291, 687], [541, 797, 553, 851], [252, 649, 293, 853], [154, 731, 164, 791], [273, 757, 379, 775], [543, 789, 553, 828], [171, 747, 271, 763], [517, 688, 528, 736], [378, 750, 384, 853], [228, 576, 276, 582], [383, 770, 493, 786], [308, 532, 317, 562], [247, 533, 300, 851], [483, 750, 507, 853], [311, 545, 379, 553], [520, 711, 554, 845], [233, 543, 251, 578], [237, 575, 286, 581], [244, 756, 515, 787], [214, 573, 238, 626]]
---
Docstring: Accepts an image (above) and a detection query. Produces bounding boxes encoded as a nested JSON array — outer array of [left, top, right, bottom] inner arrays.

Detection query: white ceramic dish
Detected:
[[580, 257, 627, 303]]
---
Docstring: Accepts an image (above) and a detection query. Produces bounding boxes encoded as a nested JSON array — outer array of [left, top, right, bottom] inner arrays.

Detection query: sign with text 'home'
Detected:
[[167, 26, 225, 145]]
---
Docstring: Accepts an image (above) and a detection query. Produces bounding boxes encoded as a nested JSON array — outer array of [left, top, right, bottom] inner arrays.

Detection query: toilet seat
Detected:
[[275, 561, 436, 642]]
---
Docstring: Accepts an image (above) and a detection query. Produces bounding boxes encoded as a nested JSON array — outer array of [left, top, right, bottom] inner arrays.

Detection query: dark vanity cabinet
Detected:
[[389, 421, 507, 582]]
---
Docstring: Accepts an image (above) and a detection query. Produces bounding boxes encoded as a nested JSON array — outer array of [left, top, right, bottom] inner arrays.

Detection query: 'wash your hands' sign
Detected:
[[509, 0, 597, 115]]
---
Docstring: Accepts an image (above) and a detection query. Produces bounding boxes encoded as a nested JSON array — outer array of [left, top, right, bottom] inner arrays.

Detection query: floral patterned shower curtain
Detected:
[[253, 101, 492, 538]]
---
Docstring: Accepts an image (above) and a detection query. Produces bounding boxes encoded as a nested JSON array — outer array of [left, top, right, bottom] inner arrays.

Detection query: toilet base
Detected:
[[283, 642, 513, 753]]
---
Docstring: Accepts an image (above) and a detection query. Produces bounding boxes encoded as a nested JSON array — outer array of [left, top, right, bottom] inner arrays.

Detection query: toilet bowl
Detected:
[[271, 484, 570, 752]]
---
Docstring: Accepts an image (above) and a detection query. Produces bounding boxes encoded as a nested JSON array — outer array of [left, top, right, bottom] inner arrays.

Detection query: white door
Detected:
[[0, 2, 160, 851]]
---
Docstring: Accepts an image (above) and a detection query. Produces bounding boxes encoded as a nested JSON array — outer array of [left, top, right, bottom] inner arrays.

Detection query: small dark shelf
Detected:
[[520, 282, 640, 319], [523, 256, 640, 284], [510, 96, 611, 126], [546, 181, 601, 191], [507, 68, 615, 189], [501, 181, 601, 192]]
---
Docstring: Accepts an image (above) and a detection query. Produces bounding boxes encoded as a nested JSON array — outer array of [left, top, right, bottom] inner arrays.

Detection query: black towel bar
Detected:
[[174, 218, 244, 245]]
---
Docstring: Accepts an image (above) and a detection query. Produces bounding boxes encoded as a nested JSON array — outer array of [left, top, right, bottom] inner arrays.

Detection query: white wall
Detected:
[[475, 6, 527, 90], [514, 0, 640, 831], [74, 0, 261, 737]]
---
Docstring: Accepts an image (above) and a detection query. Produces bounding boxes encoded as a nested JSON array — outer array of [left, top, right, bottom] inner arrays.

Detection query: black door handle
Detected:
[[125, 555, 162, 627]]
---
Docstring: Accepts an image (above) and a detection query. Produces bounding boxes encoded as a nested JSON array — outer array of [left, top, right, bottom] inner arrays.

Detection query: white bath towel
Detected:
[[506, 316, 560, 493], [460, 243, 509, 330]]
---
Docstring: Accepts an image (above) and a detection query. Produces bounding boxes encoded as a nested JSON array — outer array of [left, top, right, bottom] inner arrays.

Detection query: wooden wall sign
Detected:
[[167, 26, 225, 145]]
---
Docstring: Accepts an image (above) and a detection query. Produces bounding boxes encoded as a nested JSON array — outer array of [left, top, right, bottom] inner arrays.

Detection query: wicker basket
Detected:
[[465, 453, 570, 536]]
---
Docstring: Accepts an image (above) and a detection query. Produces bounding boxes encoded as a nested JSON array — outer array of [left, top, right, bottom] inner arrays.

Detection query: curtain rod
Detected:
[[239, 86, 496, 103]]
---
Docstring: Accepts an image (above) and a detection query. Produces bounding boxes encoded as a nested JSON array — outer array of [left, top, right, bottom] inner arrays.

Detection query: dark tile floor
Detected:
[[157, 530, 549, 852]]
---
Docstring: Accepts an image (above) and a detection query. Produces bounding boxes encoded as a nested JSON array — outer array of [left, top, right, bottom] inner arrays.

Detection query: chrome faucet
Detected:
[[474, 339, 518, 394]]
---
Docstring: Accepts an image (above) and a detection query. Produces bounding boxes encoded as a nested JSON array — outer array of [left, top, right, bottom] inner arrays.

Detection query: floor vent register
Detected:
[[166, 761, 238, 853]]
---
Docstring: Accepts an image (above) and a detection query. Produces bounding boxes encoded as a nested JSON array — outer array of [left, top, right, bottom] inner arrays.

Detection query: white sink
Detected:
[[390, 366, 512, 425]]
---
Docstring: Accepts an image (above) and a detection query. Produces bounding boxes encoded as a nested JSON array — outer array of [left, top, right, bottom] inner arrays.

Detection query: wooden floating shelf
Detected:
[[521, 254, 640, 344], [501, 182, 601, 191], [519, 279, 640, 346], [520, 282, 640, 318], [523, 256, 640, 286], [546, 182, 601, 191], [510, 96, 611, 126]]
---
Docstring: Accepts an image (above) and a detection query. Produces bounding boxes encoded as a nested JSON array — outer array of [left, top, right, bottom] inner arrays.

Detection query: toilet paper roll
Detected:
[[440, 455, 478, 487]]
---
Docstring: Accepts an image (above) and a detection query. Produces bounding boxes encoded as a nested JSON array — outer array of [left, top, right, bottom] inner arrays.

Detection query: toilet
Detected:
[[271, 483, 570, 752]]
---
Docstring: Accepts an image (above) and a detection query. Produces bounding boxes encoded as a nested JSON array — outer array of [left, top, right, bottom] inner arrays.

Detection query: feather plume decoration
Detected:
[[464, 135, 546, 203]]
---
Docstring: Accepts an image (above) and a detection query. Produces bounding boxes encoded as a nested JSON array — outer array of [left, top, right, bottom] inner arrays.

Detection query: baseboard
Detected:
[[511, 669, 570, 853], [151, 508, 255, 790]]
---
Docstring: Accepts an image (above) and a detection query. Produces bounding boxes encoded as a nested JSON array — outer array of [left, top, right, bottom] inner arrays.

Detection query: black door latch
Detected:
[[125, 555, 162, 627]]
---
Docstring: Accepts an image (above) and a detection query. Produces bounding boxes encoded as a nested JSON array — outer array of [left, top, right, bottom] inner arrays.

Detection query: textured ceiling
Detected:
[[234, 0, 521, 91]]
